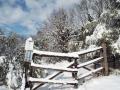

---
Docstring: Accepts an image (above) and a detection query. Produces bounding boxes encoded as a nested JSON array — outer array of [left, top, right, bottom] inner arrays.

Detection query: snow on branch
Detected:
[[71, 46, 102, 55]]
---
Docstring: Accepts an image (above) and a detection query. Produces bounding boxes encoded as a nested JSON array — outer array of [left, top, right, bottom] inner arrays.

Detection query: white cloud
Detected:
[[0, 6, 26, 24], [55, 0, 80, 8], [25, 0, 41, 9], [0, 0, 80, 35]]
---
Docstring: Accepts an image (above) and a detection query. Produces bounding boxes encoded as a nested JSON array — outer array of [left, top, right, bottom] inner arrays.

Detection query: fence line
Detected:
[[22, 37, 108, 90]]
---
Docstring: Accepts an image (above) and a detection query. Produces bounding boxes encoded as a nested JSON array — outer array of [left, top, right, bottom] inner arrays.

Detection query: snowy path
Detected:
[[77, 75, 120, 90], [38, 75, 120, 90]]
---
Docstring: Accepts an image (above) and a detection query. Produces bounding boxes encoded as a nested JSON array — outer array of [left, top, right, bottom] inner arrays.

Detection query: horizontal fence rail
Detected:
[[31, 62, 78, 72], [78, 57, 103, 68], [29, 77, 78, 85], [33, 49, 79, 58], [78, 67, 103, 80]]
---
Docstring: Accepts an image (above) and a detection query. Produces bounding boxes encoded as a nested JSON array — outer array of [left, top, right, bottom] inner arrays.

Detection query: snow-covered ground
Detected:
[[38, 74, 120, 90], [2, 74, 120, 90]]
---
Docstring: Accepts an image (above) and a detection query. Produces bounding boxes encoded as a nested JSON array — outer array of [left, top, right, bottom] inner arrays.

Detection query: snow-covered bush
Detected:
[[6, 63, 22, 90], [0, 56, 6, 82]]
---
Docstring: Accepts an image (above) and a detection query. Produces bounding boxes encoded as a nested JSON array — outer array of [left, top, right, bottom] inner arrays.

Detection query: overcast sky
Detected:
[[0, 0, 80, 36]]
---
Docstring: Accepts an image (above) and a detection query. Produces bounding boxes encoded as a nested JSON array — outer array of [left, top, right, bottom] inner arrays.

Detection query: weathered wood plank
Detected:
[[101, 43, 109, 76], [78, 57, 103, 68], [78, 67, 103, 80], [31, 63, 78, 72], [82, 66, 93, 71], [33, 49, 79, 58], [29, 77, 78, 85]]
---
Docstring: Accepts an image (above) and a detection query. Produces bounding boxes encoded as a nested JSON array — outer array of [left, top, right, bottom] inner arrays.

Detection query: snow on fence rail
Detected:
[[77, 57, 103, 68], [31, 62, 78, 72], [33, 49, 79, 58], [29, 77, 78, 85], [23, 37, 109, 90]]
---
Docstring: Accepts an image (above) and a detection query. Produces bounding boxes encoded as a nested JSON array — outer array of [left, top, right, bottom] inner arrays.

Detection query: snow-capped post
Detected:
[[101, 42, 109, 76], [24, 37, 34, 89], [25, 37, 34, 62]]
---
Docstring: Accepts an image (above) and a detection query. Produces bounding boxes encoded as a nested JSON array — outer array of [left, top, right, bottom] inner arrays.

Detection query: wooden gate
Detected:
[[21, 38, 108, 90]]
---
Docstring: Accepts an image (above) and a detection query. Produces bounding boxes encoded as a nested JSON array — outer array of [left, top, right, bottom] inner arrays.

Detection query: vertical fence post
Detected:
[[24, 37, 34, 89], [72, 59, 78, 88], [101, 43, 109, 76]]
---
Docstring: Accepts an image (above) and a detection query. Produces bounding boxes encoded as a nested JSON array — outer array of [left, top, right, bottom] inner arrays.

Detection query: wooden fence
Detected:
[[22, 37, 108, 90]]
